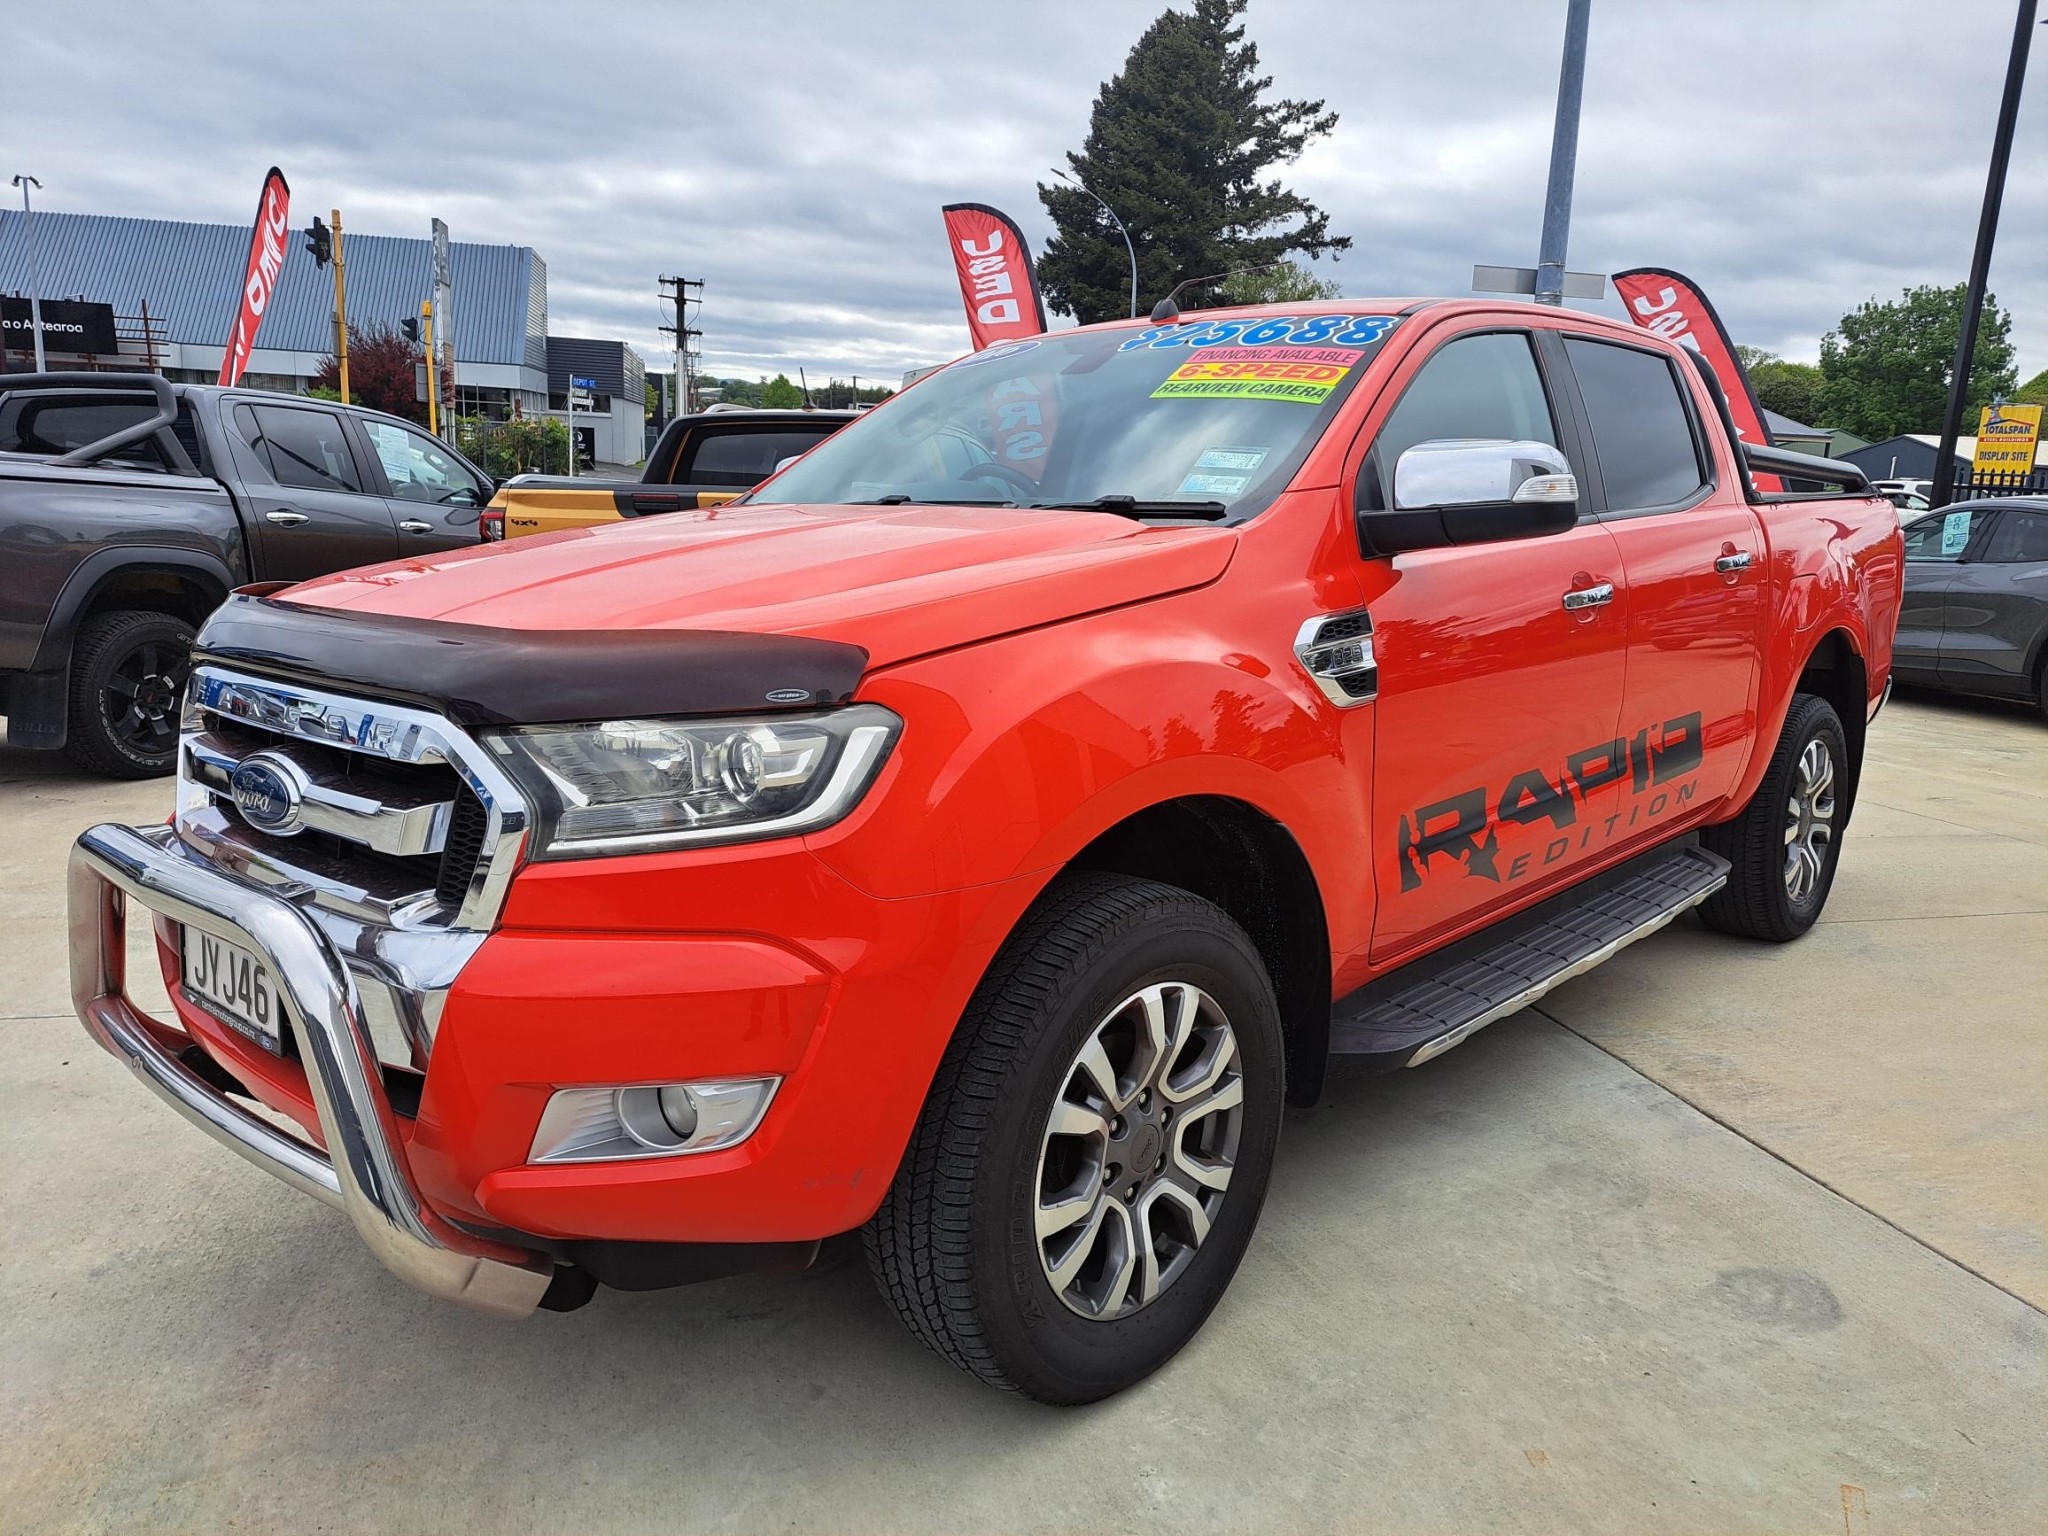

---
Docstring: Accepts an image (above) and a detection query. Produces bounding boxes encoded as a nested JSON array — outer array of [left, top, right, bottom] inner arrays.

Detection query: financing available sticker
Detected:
[[1154, 352, 1352, 404]]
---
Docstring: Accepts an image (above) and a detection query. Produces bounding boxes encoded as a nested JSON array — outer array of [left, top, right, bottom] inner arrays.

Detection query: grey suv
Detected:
[[1895, 497, 2048, 718]]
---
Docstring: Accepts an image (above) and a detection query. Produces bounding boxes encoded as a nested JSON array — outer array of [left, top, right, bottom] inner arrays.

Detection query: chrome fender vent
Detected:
[[1295, 611, 1377, 706]]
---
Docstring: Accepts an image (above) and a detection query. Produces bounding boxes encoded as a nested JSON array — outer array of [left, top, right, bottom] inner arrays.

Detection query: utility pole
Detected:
[[1932, 0, 2039, 508], [10, 174, 47, 372], [331, 208, 351, 405], [1533, 0, 1593, 305], [658, 275, 703, 412]]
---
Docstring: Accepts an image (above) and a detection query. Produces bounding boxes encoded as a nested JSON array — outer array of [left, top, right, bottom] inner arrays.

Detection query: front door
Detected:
[[233, 402, 399, 579], [1358, 329, 1630, 965], [1939, 503, 2048, 694], [1563, 334, 1763, 825], [1894, 504, 1988, 679], [354, 416, 487, 552]]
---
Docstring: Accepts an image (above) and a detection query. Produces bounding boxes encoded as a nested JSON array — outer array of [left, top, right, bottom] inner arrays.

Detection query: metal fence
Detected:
[[1945, 468, 2048, 502]]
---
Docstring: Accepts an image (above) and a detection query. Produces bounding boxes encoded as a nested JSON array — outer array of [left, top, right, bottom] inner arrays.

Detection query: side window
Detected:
[[1980, 507, 2048, 563], [1902, 507, 1982, 562], [1564, 338, 1708, 511], [247, 405, 364, 493], [680, 428, 835, 487], [362, 419, 483, 504], [1371, 332, 1557, 505]]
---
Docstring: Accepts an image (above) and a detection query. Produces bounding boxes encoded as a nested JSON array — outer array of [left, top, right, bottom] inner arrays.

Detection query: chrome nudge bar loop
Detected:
[[67, 823, 552, 1318]]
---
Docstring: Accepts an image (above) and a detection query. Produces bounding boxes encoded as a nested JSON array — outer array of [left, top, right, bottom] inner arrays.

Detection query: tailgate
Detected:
[[494, 483, 741, 540]]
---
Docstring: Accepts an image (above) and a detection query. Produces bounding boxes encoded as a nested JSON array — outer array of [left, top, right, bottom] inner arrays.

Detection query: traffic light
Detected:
[[304, 216, 332, 268], [400, 317, 421, 344]]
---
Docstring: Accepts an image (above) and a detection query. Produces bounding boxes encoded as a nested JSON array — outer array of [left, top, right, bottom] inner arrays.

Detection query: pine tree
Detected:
[[1037, 0, 1349, 324]]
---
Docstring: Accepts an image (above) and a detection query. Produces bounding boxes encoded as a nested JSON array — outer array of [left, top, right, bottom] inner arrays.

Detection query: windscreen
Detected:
[[756, 313, 1400, 518]]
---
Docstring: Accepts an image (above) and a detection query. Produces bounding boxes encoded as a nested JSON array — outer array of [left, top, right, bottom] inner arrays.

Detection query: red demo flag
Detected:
[[1611, 267, 1780, 491], [941, 203, 1048, 352], [218, 168, 292, 387]]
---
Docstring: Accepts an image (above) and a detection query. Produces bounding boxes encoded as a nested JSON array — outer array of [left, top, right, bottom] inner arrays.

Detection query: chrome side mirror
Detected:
[[1393, 439, 1577, 510], [1359, 438, 1580, 558]]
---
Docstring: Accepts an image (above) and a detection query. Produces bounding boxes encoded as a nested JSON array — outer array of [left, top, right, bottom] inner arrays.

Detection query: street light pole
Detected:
[[1052, 168, 1138, 319], [1532, 0, 1593, 306], [1931, 0, 2039, 508], [10, 174, 47, 372]]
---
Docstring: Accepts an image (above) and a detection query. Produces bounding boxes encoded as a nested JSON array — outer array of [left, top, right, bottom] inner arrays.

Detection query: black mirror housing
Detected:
[[1355, 494, 1579, 558]]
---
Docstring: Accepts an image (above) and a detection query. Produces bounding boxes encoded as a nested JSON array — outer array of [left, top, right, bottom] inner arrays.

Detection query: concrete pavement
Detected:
[[2, 694, 2043, 1533]]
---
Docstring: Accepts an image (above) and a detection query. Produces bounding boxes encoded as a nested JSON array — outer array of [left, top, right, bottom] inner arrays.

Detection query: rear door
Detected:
[[1895, 505, 1990, 679], [232, 402, 399, 579], [1938, 503, 2048, 695], [1562, 334, 1763, 821], [353, 415, 487, 551], [1358, 327, 1630, 965]]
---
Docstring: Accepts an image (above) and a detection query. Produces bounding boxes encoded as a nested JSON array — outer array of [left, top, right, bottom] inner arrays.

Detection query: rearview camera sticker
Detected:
[[1153, 357, 1351, 404]]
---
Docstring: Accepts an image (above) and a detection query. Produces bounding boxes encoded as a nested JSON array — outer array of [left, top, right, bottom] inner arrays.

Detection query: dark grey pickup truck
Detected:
[[0, 373, 493, 776]]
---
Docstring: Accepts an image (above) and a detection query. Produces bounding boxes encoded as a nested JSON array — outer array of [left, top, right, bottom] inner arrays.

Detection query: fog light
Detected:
[[528, 1076, 780, 1164]]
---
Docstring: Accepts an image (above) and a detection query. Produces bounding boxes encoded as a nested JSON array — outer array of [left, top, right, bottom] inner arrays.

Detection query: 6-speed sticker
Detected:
[[1153, 357, 1351, 404]]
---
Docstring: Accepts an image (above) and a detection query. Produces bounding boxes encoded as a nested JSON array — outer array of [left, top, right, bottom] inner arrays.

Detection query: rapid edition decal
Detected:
[[1397, 712, 1704, 891]]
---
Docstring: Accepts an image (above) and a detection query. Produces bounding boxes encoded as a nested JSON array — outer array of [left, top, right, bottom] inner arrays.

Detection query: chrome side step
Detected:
[[1330, 842, 1730, 1069]]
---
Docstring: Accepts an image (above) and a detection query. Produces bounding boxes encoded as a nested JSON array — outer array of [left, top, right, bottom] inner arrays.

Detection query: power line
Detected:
[[657, 275, 703, 415]]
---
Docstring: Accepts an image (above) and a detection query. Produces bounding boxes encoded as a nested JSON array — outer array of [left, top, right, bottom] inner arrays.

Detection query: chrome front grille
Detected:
[[176, 667, 529, 936], [171, 666, 533, 1065]]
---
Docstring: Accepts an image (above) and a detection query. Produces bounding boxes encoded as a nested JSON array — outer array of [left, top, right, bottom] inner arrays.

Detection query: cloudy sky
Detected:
[[8, 0, 2044, 383]]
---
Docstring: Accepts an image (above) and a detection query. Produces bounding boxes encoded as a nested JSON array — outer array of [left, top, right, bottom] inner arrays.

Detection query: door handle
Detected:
[[264, 510, 310, 527], [1715, 550, 1754, 573], [397, 519, 433, 535], [1561, 582, 1614, 612]]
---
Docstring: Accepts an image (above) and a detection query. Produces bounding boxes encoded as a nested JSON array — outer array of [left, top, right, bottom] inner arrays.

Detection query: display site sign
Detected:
[[0, 297, 118, 355], [218, 167, 291, 387], [1972, 402, 2042, 474]]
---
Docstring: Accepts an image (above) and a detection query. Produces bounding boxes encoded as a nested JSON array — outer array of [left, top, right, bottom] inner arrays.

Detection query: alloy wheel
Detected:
[[1783, 736, 1836, 904], [1033, 980, 1244, 1321], [103, 641, 188, 761]]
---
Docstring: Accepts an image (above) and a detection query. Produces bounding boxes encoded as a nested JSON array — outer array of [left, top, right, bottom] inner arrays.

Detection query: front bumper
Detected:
[[68, 822, 554, 1318]]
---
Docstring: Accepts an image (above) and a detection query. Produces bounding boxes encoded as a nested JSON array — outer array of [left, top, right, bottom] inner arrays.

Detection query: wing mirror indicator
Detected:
[[1359, 438, 1580, 558]]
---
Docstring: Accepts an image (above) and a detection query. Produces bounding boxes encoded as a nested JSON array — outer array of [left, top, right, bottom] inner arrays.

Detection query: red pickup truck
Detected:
[[69, 299, 1900, 1403]]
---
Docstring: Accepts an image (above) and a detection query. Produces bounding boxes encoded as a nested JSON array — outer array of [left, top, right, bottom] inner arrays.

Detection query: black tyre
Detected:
[[865, 873, 1285, 1403], [63, 610, 194, 779], [1698, 693, 1848, 941]]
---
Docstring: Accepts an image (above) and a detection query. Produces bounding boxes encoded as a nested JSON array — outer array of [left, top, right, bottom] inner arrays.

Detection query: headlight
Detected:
[[486, 703, 900, 859]]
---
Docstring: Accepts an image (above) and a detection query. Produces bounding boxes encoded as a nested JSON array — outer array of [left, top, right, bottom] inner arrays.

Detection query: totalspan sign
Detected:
[[1972, 402, 2042, 475], [218, 167, 292, 387]]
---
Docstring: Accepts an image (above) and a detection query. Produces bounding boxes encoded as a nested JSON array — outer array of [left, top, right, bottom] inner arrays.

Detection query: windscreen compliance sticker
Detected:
[[1178, 472, 1252, 496], [1195, 446, 1268, 471], [1154, 356, 1351, 404]]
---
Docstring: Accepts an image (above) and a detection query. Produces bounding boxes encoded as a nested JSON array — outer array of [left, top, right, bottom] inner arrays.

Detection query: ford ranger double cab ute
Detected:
[[67, 300, 1900, 1403], [1, 373, 493, 776], [484, 406, 857, 541]]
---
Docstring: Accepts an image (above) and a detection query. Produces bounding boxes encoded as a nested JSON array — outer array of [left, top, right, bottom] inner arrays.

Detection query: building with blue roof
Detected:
[[1, 206, 645, 461]]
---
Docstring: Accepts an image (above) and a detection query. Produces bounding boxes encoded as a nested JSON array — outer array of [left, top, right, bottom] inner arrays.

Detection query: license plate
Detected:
[[180, 927, 283, 1052]]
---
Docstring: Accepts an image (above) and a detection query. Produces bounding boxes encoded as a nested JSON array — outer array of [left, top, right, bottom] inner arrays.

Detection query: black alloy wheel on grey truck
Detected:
[[63, 611, 195, 779], [1699, 693, 1849, 942], [866, 874, 1285, 1403]]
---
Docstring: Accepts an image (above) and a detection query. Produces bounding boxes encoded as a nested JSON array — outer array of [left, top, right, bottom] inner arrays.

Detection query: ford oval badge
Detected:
[[229, 754, 306, 835]]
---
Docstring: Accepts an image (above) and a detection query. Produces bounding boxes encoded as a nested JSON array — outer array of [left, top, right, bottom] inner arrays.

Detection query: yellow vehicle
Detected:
[[483, 407, 857, 540]]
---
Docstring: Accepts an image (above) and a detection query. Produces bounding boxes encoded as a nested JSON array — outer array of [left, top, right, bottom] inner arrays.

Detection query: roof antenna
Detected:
[[1147, 259, 1292, 323], [798, 367, 814, 409]]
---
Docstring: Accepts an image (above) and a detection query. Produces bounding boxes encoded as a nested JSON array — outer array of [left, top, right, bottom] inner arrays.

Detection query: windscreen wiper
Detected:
[[856, 494, 1016, 506], [1033, 496, 1230, 521]]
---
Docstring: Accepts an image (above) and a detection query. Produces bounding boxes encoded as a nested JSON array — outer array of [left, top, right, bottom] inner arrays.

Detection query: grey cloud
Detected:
[[5, 0, 2042, 384]]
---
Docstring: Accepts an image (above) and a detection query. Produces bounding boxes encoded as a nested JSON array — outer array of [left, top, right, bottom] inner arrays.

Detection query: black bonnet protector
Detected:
[[194, 594, 869, 727]]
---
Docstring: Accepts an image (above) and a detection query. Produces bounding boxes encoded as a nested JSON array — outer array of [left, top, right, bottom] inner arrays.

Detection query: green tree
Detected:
[[760, 373, 805, 409], [2013, 366, 2048, 406], [1813, 284, 2016, 440], [1220, 258, 1342, 306], [1037, 0, 1350, 324], [1752, 359, 1823, 424]]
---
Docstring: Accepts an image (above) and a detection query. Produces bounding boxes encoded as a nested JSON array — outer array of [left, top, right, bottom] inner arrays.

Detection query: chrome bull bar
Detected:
[[68, 822, 552, 1318]]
